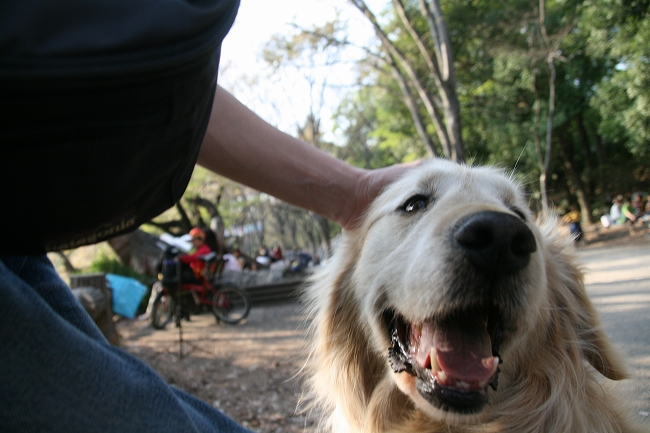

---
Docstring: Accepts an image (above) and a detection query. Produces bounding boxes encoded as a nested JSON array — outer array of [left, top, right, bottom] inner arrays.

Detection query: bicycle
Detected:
[[150, 244, 250, 330]]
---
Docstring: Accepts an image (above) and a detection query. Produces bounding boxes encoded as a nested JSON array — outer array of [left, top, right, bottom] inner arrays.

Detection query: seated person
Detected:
[[255, 245, 272, 268], [223, 248, 243, 271], [601, 195, 624, 227], [610, 195, 624, 224], [179, 228, 212, 280], [643, 199, 650, 223], [620, 197, 637, 225], [270, 245, 283, 261]]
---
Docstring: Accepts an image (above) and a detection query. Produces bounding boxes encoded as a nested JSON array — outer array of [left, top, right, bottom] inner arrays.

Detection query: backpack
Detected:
[[0, 0, 239, 254]]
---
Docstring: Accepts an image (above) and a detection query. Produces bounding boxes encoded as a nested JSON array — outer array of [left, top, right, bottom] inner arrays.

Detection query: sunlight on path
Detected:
[[578, 244, 650, 424]]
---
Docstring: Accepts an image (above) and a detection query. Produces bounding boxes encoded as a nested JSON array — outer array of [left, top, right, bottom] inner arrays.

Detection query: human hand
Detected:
[[201, 86, 424, 232], [339, 160, 423, 231]]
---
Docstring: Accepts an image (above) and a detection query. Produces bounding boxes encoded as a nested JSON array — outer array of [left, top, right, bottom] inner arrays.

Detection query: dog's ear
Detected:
[[307, 253, 389, 431], [552, 248, 628, 381]]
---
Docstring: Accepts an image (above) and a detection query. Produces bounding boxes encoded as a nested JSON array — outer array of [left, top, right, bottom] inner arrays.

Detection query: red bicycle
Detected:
[[150, 246, 250, 329]]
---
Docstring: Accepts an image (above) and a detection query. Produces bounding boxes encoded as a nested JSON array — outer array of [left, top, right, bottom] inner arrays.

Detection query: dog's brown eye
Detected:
[[401, 195, 429, 213]]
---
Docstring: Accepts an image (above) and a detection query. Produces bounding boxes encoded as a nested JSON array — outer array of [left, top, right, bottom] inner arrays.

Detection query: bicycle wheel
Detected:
[[151, 288, 175, 329], [211, 285, 250, 324]]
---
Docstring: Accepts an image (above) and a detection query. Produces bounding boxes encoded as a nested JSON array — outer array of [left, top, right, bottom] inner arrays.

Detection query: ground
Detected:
[[117, 303, 313, 433], [114, 224, 649, 433]]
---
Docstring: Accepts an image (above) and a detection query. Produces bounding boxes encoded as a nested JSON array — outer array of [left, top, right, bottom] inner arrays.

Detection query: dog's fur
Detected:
[[305, 159, 643, 433]]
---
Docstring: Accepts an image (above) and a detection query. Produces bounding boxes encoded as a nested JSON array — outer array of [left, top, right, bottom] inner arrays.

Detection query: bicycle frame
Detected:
[[164, 252, 224, 311], [178, 278, 233, 310], [151, 245, 250, 329]]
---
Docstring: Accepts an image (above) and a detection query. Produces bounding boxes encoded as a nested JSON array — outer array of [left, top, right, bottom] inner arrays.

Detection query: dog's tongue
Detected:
[[412, 316, 495, 383]]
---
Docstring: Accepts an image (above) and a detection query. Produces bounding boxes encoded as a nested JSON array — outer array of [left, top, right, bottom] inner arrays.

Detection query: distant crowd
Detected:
[[222, 244, 318, 274], [560, 191, 649, 244], [600, 192, 650, 229]]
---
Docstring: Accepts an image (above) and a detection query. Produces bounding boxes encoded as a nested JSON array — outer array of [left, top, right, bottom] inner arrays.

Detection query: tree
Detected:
[[445, 0, 627, 219], [347, 0, 465, 161], [267, 0, 647, 220], [107, 230, 164, 278], [333, 85, 430, 168], [69, 0, 650, 275], [581, 0, 650, 161], [530, 0, 560, 215]]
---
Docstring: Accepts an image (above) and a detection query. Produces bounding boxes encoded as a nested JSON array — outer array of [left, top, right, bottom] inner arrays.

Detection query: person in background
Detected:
[[620, 196, 637, 225], [0, 1, 419, 432], [642, 197, 650, 226], [611, 195, 624, 224], [270, 245, 283, 262], [563, 205, 583, 243], [222, 248, 243, 272], [255, 245, 271, 268], [179, 228, 213, 279]]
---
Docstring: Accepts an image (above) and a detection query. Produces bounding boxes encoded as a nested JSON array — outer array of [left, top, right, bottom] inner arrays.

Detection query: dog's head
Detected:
[[353, 159, 544, 421], [307, 159, 627, 431]]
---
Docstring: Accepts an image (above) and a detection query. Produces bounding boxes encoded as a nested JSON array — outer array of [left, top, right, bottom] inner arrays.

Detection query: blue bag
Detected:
[[105, 274, 147, 319]]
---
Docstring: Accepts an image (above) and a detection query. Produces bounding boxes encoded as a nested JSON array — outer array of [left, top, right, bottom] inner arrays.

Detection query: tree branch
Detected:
[[349, 0, 453, 157], [53, 251, 77, 273]]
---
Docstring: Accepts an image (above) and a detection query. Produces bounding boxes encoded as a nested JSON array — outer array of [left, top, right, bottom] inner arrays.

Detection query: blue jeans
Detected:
[[0, 255, 253, 433]]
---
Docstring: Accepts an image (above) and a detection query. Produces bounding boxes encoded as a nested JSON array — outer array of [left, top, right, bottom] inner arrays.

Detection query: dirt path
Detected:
[[116, 227, 649, 432], [117, 303, 313, 433], [578, 236, 650, 425]]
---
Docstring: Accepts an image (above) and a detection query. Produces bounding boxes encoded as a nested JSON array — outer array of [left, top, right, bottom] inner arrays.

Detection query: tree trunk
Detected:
[[386, 58, 440, 157], [350, 0, 465, 162], [187, 192, 226, 254], [532, 0, 559, 217], [107, 230, 164, 278], [532, 81, 549, 216], [53, 251, 77, 273], [418, 0, 464, 162], [175, 202, 194, 234], [558, 132, 593, 224], [574, 113, 597, 197]]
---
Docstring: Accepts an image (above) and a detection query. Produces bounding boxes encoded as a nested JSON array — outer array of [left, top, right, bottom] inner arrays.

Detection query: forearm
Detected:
[[198, 86, 366, 228]]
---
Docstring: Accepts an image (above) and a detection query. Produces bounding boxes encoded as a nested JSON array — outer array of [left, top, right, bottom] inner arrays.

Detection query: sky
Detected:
[[217, 0, 378, 140]]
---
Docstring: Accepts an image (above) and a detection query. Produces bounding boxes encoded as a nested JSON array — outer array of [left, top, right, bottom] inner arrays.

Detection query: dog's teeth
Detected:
[[482, 356, 500, 375], [490, 357, 500, 375], [456, 380, 470, 390], [430, 348, 440, 371], [437, 370, 448, 383]]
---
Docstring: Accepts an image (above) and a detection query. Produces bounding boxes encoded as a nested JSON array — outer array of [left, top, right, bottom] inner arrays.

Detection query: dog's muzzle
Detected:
[[386, 210, 536, 415]]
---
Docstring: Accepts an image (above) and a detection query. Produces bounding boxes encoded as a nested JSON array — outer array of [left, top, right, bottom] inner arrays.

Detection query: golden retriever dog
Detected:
[[305, 159, 643, 433]]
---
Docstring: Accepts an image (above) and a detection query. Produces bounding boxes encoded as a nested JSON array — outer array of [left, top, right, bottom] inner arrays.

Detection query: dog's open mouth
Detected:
[[385, 307, 504, 414]]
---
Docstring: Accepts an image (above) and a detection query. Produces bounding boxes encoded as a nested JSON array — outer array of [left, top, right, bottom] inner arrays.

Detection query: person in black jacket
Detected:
[[0, 1, 416, 431]]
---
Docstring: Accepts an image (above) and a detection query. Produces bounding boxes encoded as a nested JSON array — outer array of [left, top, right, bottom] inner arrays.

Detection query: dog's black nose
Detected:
[[453, 211, 537, 277]]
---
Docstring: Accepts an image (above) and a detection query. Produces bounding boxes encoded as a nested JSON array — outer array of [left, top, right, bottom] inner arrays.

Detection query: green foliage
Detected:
[[326, 0, 648, 215], [85, 252, 151, 286], [333, 85, 429, 168], [582, 0, 650, 160], [163, 0, 650, 237]]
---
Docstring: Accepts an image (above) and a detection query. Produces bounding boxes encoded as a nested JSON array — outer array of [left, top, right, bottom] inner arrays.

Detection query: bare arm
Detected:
[[622, 207, 636, 222], [198, 86, 416, 230]]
